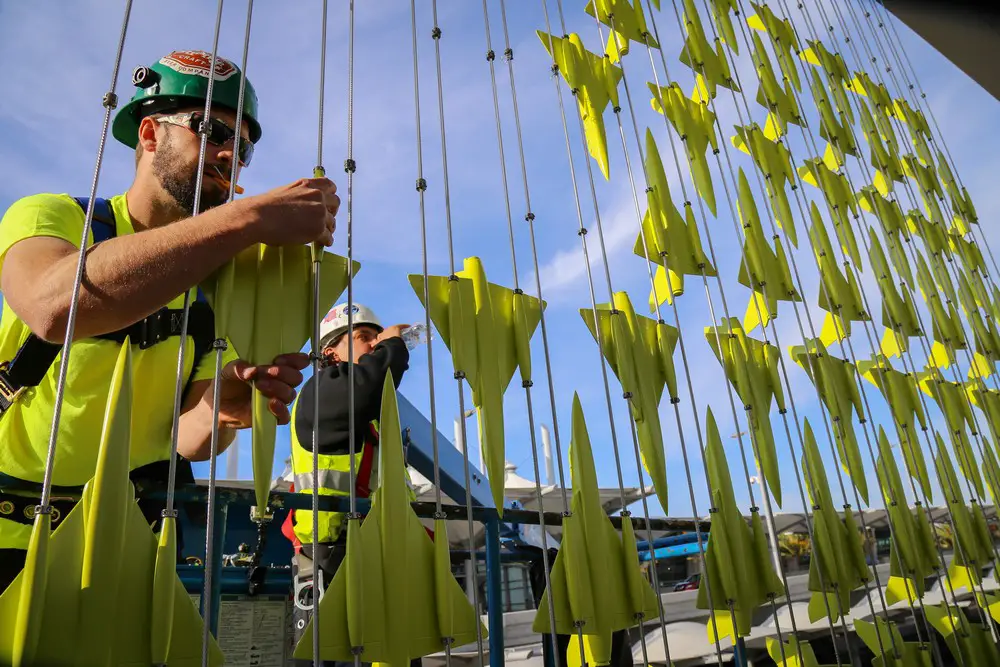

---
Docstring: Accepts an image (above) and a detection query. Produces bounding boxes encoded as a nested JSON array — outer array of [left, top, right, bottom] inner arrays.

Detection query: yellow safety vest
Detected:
[[289, 391, 419, 546], [289, 394, 378, 545]]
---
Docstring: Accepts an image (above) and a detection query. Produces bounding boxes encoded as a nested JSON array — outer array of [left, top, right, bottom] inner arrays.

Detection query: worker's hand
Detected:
[[216, 352, 311, 427], [376, 324, 410, 343], [244, 177, 339, 247]]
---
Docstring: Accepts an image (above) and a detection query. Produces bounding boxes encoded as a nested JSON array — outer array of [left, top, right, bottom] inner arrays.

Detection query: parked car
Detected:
[[672, 573, 701, 591]]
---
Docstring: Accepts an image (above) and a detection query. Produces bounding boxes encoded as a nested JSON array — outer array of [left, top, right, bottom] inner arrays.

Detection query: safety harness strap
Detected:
[[0, 197, 216, 417]]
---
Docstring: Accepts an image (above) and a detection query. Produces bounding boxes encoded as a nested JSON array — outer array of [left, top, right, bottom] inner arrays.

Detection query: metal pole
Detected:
[[541, 424, 554, 486], [734, 637, 749, 667], [454, 418, 465, 456], [465, 559, 477, 606], [485, 517, 505, 667], [225, 440, 239, 480], [199, 500, 228, 639]]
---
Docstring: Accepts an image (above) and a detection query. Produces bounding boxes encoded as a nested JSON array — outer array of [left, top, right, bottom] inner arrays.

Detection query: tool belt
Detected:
[[0, 490, 77, 528], [0, 197, 215, 418]]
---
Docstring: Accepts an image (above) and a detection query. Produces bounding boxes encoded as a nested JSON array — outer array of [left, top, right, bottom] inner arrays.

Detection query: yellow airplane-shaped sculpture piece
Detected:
[[966, 310, 1000, 380], [532, 394, 660, 665], [983, 438, 1000, 509], [949, 232, 987, 277], [704, 317, 784, 506], [920, 187, 950, 233], [202, 244, 358, 512], [857, 188, 913, 292], [801, 419, 871, 623], [696, 407, 784, 643], [798, 158, 863, 268], [915, 367, 984, 498], [410, 257, 544, 515], [677, 0, 741, 103], [932, 434, 994, 595], [906, 209, 948, 257], [857, 186, 908, 242], [750, 30, 804, 140], [926, 602, 1000, 665], [538, 31, 623, 181], [708, 0, 740, 54], [902, 153, 945, 204], [747, 2, 802, 92], [967, 382, 1000, 451], [867, 228, 922, 358], [913, 250, 967, 368], [928, 252, 960, 312], [734, 168, 800, 334], [634, 128, 715, 310], [767, 636, 839, 667], [874, 428, 939, 607], [732, 122, 798, 247], [790, 339, 869, 505], [857, 98, 905, 197], [856, 354, 932, 500], [0, 341, 224, 666], [648, 81, 719, 216], [855, 617, 932, 667], [845, 70, 893, 116], [891, 97, 933, 167], [809, 201, 868, 347], [954, 264, 984, 316], [936, 149, 979, 231], [580, 291, 676, 514], [808, 68, 858, 171], [800, 40, 854, 124], [584, 0, 658, 63], [294, 371, 486, 663]]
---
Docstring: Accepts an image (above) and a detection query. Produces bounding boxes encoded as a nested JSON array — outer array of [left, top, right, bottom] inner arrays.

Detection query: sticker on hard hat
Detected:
[[323, 304, 359, 323], [159, 50, 237, 81]]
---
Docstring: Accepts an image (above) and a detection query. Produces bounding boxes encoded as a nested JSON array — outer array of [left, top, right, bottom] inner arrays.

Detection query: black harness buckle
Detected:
[[0, 363, 24, 412]]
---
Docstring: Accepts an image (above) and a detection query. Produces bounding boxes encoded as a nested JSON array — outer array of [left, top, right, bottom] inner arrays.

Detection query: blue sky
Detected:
[[2, 0, 999, 523]]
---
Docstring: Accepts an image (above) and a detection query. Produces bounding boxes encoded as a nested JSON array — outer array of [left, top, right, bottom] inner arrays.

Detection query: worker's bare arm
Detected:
[[177, 353, 308, 462], [177, 378, 237, 462], [1, 178, 338, 342], [3, 203, 256, 342]]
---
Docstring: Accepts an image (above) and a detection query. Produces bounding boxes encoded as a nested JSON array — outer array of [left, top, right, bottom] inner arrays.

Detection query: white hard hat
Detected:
[[320, 302, 383, 347]]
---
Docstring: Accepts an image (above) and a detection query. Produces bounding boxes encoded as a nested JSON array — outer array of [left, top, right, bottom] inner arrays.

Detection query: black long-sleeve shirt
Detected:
[[293, 337, 409, 455]]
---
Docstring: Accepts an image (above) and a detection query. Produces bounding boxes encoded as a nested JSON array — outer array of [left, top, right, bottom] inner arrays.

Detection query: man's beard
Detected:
[[151, 132, 229, 215]]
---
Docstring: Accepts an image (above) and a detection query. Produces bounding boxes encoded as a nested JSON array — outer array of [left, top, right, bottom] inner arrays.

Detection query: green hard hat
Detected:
[[112, 50, 261, 149]]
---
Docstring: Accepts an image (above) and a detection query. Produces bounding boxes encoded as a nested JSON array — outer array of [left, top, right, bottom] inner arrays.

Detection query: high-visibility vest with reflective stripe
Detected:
[[289, 394, 378, 545]]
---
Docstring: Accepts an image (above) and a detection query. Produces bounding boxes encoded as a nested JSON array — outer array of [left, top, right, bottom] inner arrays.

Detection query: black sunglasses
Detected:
[[156, 111, 254, 167]]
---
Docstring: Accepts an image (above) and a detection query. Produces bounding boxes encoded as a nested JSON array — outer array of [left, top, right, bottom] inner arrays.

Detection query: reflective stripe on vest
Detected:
[[294, 461, 380, 496]]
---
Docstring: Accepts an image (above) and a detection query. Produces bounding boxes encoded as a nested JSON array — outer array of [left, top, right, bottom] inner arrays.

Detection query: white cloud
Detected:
[[532, 185, 641, 297]]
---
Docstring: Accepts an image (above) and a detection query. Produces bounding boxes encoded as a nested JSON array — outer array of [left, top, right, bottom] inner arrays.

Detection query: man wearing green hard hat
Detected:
[[0, 50, 336, 592]]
